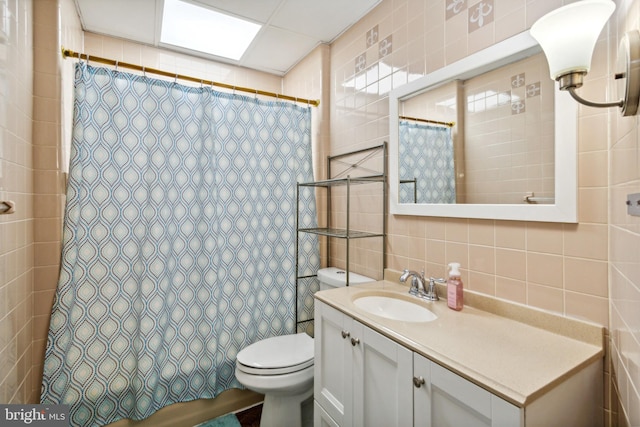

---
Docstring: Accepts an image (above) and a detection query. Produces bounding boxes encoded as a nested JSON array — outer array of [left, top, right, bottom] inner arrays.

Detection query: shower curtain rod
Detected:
[[61, 47, 320, 107], [399, 115, 454, 127]]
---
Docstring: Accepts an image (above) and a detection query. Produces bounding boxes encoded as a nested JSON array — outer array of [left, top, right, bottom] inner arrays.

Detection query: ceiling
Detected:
[[74, 0, 382, 76]]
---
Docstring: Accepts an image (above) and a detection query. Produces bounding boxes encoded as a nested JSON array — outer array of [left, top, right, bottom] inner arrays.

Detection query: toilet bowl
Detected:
[[235, 268, 374, 427]]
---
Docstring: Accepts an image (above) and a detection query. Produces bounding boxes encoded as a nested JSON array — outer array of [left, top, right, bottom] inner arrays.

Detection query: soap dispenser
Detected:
[[447, 262, 464, 311]]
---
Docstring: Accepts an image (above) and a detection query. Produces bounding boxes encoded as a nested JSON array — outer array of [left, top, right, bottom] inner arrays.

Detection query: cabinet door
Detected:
[[414, 353, 522, 427], [351, 321, 413, 427], [314, 400, 340, 427], [314, 302, 354, 426]]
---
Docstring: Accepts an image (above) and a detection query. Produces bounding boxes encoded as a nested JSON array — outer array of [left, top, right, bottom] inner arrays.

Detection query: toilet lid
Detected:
[[236, 333, 314, 374]]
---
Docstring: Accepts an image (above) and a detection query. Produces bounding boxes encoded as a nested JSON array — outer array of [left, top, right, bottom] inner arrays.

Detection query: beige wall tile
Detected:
[[495, 221, 526, 250], [495, 276, 526, 304], [469, 244, 495, 275], [445, 241, 468, 270], [527, 283, 563, 314], [468, 271, 495, 295], [579, 187, 608, 224], [526, 222, 563, 255], [468, 219, 495, 246], [495, 248, 525, 281], [445, 218, 468, 242], [564, 224, 608, 261], [578, 151, 608, 187], [565, 258, 608, 298], [527, 252, 563, 288], [565, 291, 608, 326], [425, 217, 446, 240], [0, 0, 35, 404]]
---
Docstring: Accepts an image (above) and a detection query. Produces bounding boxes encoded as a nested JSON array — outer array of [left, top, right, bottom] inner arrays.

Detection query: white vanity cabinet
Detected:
[[314, 301, 413, 427], [314, 301, 518, 427], [314, 299, 602, 427], [413, 353, 521, 427]]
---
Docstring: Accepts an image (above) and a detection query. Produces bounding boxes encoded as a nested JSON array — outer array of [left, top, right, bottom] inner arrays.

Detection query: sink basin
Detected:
[[353, 295, 437, 322]]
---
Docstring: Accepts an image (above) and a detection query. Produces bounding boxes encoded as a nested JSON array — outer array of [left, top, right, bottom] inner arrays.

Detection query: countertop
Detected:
[[314, 273, 604, 407]]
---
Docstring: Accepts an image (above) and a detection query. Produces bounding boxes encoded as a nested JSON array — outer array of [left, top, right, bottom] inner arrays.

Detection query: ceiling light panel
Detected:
[[161, 0, 261, 61]]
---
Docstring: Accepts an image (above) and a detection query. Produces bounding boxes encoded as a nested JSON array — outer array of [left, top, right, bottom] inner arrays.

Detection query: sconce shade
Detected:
[[530, 0, 615, 80]]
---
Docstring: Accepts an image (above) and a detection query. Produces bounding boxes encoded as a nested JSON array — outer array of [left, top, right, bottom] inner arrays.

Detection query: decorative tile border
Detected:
[[446, 0, 495, 33], [355, 26, 393, 74], [379, 35, 392, 59], [367, 25, 379, 48], [511, 73, 525, 88], [526, 82, 541, 98], [469, 0, 494, 32], [446, 0, 467, 20], [355, 53, 367, 73]]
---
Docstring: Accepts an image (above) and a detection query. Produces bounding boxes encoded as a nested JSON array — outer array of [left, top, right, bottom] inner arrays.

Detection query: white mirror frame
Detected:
[[389, 31, 577, 223]]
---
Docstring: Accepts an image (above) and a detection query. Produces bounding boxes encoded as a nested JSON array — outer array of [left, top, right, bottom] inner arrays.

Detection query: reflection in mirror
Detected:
[[398, 52, 554, 205], [389, 31, 577, 222], [398, 118, 456, 204]]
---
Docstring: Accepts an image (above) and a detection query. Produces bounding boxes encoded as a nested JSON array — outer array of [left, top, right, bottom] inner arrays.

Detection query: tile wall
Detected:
[[31, 0, 82, 403], [0, 0, 34, 404], [327, 0, 625, 424], [610, 1, 640, 425], [330, 0, 609, 324]]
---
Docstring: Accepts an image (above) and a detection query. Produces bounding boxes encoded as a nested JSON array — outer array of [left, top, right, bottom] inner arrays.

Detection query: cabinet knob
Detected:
[[350, 337, 360, 346], [413, 376, 425, 388], [341, 330, 350, 339]]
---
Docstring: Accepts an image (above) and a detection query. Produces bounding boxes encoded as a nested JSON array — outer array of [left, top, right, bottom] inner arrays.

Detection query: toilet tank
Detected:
[[317, 267, 375, 291]]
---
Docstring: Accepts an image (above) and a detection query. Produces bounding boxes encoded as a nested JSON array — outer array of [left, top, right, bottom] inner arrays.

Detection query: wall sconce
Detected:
[[531, 0, 640, 116]]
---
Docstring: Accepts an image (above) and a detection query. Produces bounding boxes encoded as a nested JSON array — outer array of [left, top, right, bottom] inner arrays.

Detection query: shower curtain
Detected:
[[41, 62, 319, 426], [398, 121, 456, 203]]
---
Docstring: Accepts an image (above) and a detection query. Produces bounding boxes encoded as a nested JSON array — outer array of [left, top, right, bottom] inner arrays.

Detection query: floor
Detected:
[[236, 404, 262, 427]]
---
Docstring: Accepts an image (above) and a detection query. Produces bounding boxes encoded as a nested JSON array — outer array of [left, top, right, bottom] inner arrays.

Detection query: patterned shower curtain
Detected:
[[398, 121, 456, 203], [41, 63, 319, 426]]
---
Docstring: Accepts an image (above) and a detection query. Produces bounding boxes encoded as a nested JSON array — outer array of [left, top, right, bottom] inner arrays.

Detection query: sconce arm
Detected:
[[567, 87, 624, 109]]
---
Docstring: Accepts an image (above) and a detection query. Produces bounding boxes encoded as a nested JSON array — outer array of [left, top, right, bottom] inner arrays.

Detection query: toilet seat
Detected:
[[236, 332, 314, 376]]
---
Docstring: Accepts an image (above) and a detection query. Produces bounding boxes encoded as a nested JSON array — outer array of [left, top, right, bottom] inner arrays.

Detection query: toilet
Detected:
[[234, 267, 375, 427]]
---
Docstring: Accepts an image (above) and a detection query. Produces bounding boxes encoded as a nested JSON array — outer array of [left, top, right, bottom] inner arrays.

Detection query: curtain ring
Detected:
[[141, 66, 146, 77], [114, 60, 118, 71], [255, 89, 258, 99], [86, 54, 90, 66], [175, 74, 178, 83]]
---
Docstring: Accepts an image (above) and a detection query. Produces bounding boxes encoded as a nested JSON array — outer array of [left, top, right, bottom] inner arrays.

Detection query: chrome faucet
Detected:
[[400, 269, 443, 301], [425, 277, 446, 301], [400, 269, 426, 296]]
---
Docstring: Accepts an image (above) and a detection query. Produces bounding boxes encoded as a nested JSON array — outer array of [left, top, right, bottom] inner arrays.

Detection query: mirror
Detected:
[[389, 31, 577, 223]]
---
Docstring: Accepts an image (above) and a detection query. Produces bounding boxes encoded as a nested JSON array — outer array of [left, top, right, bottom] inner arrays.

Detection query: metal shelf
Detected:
[[294, 143, 387, 332], [298, 175, 385, 188], [298, 227, 384, 239]]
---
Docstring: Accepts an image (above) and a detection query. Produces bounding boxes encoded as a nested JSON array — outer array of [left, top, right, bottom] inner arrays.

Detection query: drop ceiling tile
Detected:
[[192, 0, 284, 23], [76, 0, 158, 44], [271, 0, 381, 41], [241, 26, 318, 75]]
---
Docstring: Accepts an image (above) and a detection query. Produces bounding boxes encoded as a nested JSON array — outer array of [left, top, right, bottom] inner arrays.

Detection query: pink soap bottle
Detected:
[[447, 262, 463, 311]]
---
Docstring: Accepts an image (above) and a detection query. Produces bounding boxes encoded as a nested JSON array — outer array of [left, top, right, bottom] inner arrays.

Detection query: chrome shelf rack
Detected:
[[294, 143, 387, 333]]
